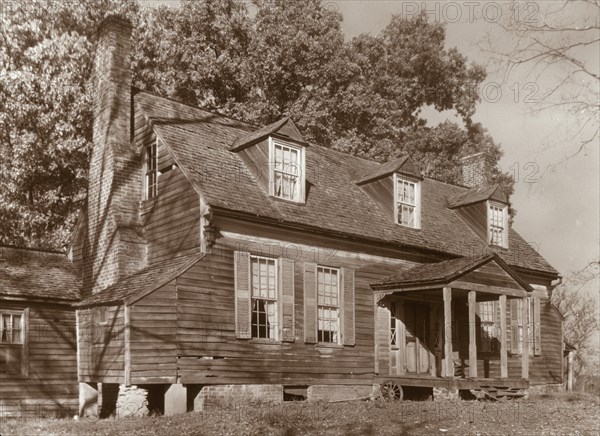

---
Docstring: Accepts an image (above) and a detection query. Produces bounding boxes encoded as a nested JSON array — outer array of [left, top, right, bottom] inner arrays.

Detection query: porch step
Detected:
[[472, 385, 526, 400]]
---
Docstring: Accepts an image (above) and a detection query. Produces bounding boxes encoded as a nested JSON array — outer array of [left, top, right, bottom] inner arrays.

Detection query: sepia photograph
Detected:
[[0, 0, 598, 434]]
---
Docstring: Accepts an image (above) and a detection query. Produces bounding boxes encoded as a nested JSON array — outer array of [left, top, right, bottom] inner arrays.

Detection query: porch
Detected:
[[371, 254, 535, 392]]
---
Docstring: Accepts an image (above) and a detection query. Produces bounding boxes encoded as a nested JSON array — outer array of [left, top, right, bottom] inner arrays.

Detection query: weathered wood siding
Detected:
[[129, 280, 178, 384], [0, 301, 78, 415], [77, 305, 124, 383], [174, 243, 408, 385], [135, 115, 200, 263], [359, 177, 395, 221]]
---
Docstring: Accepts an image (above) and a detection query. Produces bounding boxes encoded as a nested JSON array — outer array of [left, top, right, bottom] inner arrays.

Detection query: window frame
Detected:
[[250, 255, 279, 341], [269, 138, 305, 203], [393, 173, 421, 229], [144, 139, 158, 200], [316, 265, 341, 345], [488, 201, 509, 248], [0, 309, 28, 377], [477, 301, 499, 354]]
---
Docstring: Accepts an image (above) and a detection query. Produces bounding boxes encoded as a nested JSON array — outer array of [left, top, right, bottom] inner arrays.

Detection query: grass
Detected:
[[1, 391, 599, 435]]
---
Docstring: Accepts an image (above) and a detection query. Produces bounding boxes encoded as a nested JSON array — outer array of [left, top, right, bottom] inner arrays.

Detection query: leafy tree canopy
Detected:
[[0, 0, 512, 250]]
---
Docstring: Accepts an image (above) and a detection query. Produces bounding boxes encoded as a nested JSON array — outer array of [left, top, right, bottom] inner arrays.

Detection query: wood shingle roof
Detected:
[[135, 91, 558, 276], [0, 246, 80, 302]]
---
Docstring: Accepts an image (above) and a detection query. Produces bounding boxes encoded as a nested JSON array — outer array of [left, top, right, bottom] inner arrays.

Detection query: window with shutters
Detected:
[[270, 139, 305, 203], [0, 310, 26, 376], [250, 256, 278, 340], [317, 266, 340, 344], [144, 140, 157, 200], [394, 174, 420, 229]]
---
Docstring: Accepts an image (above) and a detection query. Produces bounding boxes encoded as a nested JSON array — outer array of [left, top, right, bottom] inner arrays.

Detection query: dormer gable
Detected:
[[231, 118, 307, 203], [355, 156, 423, 229], [448, 184, 510, 249]]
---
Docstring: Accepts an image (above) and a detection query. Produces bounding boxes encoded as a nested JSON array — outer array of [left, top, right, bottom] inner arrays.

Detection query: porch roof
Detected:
[[370, 253, 533, 294], [75, 253, 204, 307]]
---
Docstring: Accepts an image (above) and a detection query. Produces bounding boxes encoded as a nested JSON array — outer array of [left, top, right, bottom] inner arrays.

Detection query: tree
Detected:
[[1, 2, 513, 250], [0, 0, 139, 249], [482, 0, 599, 161], [552, 259, 600, 377]]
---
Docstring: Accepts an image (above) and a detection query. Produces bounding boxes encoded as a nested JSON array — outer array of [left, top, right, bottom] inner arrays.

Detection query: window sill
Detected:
[[248, 338, 282, 345], [315, 343, 344, 349], [269, 195, 306, 206]]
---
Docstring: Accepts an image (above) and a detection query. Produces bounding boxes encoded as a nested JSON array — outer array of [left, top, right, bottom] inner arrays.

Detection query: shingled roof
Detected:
[[355, 156, 421, 185], [76, 253, 204, 307], [448, 184, 508, 208], [0, 246, 80, 302], [370, 253, 532, 291], [135, 91, 558, 276]]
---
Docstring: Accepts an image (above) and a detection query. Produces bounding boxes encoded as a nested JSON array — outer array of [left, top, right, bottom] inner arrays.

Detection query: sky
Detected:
[[153, 0, 599, 282], [330, 0, 599, 280]]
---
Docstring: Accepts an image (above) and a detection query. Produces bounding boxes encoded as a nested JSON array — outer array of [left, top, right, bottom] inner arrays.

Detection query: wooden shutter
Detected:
[[510, 299, 520, 354], [534, 297, 542, 356], [234, 251, 251, 339], [21, 308, 29, 378], [341, 267, 355, 346], [303, 262, 317, 343], [279, 257, 295, 342]]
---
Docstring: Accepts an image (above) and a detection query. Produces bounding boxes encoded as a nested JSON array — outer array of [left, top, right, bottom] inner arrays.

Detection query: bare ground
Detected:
[[1, 391, 598, 435]]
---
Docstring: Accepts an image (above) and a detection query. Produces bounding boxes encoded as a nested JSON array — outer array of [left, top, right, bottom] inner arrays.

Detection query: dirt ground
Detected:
[[1, 391, 598, 435]]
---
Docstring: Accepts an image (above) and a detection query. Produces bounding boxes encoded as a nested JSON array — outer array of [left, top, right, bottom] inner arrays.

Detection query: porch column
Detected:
[[521, 297, 529, 379], [499, 295, 508, 379], [443, 286, 453, 379], [468, 291, 477, 378]]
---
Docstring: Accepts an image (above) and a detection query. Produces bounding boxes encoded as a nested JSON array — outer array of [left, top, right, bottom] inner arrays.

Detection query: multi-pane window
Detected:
[[0, 312, 22, 344], [317, 266, 340, 343], [396, 176, 419, 228], [478, 301, 497, 353], [272, 142, 302, 202], [389, 302, 399, 349], [251, 256, 278, 340], [0, 311, 24, 375], [145, 141, 157, 200], [489, 203, 506, 247]]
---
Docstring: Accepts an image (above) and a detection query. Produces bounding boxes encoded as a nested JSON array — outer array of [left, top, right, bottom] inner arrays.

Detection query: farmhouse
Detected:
[[2, 14, 565, 418], [0, 246, 80, 417]]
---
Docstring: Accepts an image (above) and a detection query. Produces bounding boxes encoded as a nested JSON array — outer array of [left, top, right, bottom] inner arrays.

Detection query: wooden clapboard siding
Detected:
[[172, 240, 410, 385], [77, 305, 125, 383], [529, 300, 563, 385], [237, 138, 270, 193], [359, 177, 394, 221], [137, 120, 200, 263], [0, 301, 78, 412], [454, 202, 487, 241], [129, 280, 178, 384], [460, 262, 523, 290]]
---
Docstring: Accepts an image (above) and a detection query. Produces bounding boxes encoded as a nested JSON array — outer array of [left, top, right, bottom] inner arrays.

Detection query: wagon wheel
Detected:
[[381, 381, 403, 401]]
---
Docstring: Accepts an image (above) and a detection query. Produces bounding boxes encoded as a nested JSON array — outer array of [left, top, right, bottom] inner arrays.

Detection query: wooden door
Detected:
[[404, 303, 430, 374]]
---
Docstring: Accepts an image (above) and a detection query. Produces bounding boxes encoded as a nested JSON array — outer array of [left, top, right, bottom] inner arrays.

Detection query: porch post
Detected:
[[521, 297, 529, 379], [443, 286, 453, 379], [468, 291, 477, 378], [499, 295, 508, 379]]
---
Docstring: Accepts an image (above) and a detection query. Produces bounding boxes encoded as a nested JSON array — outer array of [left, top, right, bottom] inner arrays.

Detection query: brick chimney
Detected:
[[83, 15, 146, 295], [461, 152, 493, 188]]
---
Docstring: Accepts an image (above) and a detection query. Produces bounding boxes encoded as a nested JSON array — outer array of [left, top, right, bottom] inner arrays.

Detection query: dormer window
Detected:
[[144, 140, 157, 200], [488, 202, 508, 248], [394, 174, 420, 229], [270, 139, 305, 202]]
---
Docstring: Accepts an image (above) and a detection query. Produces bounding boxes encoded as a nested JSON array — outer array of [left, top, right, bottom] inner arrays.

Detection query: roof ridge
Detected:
[[134, 89, 260, 129], [0, 245, 66, 254]]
